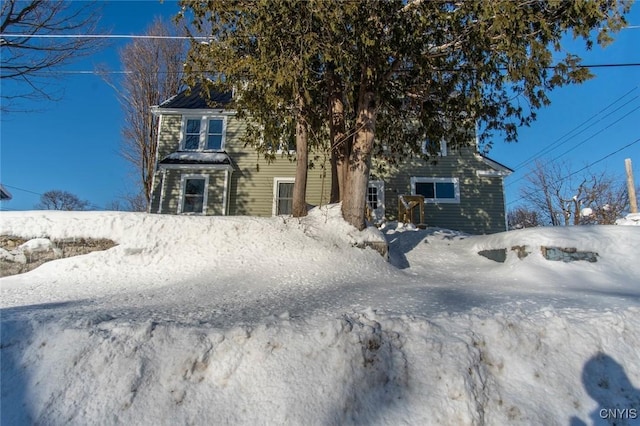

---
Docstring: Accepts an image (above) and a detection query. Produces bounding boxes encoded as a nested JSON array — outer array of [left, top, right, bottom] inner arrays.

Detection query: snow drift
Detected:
[[1, 207, 640, 425]]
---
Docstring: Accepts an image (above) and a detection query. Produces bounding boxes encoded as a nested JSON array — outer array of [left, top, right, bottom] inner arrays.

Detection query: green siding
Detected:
[[150, 113, 331, 217], [225, 116, 330, 216], [150, 169, 227, 215], [150, 111, 507, 234], [157, 115, 182, 160], [375, 149, 507, 234]]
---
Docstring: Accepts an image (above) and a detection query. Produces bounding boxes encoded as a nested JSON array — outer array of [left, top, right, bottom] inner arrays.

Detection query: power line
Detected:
[[505, 86, 640, 189], [552, 104, 640, 160], [509, 86, 639, 172], [563, 138, 640, 181], [2, 22, 640, 40], [2, 184, 42, 196], [0, 33, 205, 40], [508, 102, 639, 189], [19, 63, 640, 77], [572, 63, 640, 68], [507, 137, 640, 206]]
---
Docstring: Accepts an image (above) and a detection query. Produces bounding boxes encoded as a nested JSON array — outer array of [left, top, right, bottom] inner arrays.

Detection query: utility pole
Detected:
[[626, 158, 638, 213]]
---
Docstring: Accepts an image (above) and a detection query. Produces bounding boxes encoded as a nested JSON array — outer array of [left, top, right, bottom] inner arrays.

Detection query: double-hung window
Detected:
[[421, 139, 447, 157], [273, 178, 295, 215], [184, 119, 202, 150], [206, 118, 224, 150], [179, 175, 209, 214], [181, 116, 226, 151], [411, 177, 460, 204]]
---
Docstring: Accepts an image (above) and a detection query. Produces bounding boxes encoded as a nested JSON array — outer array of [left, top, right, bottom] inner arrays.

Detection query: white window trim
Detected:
[[410, 177, 460, 204], [275, 146, 297, 155], [158, 169, 167, 214], [178, 174, 209, 214], [223, 169, 231, 215], [367, 180, 386, 224], [421, 139, 447, 157], [149, 115, 164, 214], [260, 128, 296, 155], [275, 131, 296, 155], [180, 115, 227, 152], [152, 107, 236, 117], [272, 177, 295, 216]]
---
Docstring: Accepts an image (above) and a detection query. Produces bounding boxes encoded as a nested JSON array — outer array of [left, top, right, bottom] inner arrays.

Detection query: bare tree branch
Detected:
[[519, 160, 629, 225], [35, 189, 90, 210], [0, 0, 104, 111], [99, 19, 185, 209]]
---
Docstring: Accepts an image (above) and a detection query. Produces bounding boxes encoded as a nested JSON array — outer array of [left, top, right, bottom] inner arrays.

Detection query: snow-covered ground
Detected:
[[1, 206, 639, 425]]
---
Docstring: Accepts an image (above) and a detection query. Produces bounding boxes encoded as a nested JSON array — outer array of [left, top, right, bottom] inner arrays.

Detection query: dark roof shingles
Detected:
[[159, 84, 232, 109]]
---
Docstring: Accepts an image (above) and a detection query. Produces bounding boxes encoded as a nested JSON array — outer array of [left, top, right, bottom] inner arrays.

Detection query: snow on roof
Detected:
[[0, 184, 12, 200], [159, 151, 232, 165]]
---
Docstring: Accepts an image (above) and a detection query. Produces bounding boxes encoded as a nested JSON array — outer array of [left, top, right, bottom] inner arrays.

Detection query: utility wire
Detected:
[[0, 33, 206, 40], [507, 101, 640, 189], [2, 184, 43, 196], [507, 137, 640, 206], [509, 86, 639, 171], [21, 63, 640, 76], [562, 137, 640, 182], [2, 22, 640, 40], [505, 86, 640, 189], [553, 104, 640, 160]]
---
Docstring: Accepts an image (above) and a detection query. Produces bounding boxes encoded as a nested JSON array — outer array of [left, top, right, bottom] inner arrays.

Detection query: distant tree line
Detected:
[[0, 0, 102, 112], [36, 190, 90, 211], [508, 160, 635, 229], [35, 189, 146, 212]]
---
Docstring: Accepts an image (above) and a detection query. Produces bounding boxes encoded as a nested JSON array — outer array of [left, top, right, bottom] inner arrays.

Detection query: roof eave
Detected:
[[158, 163, 234, 171], [151, 106, 237, 116], [477, 154, 514, 176]]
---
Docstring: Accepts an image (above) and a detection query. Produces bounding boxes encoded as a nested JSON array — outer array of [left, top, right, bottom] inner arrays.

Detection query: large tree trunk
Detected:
[[292, 91, 309, 217], [341, 82, 377, 230], [328, 66, 348, 203]]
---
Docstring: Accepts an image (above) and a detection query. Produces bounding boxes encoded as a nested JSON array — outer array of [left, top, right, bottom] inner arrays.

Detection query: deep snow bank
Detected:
[[3, 307, 639, 425], [2, 209, 640, 425]]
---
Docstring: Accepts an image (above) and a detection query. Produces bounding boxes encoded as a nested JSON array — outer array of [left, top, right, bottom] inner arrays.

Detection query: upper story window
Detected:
[[421, 139, 447, 157], [260, 124, 296, 154], [268, 134, 296, 154], [181, 116, 226, 151], [206, 119, 224, 150]]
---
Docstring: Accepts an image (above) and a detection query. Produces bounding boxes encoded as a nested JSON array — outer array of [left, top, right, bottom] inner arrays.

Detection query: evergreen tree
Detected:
[[179, 0, 326, 217], [178, 0, 630, 229]]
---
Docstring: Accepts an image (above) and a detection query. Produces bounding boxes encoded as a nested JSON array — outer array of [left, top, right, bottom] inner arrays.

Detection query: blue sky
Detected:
[[1, 0, 639, 212]]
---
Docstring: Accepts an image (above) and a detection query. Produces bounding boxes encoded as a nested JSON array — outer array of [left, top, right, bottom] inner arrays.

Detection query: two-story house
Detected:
[[149, 86, 512, 234]]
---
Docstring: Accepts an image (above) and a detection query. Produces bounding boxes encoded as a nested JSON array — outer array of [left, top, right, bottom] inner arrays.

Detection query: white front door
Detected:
[[367, 180, 385, 224]]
